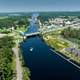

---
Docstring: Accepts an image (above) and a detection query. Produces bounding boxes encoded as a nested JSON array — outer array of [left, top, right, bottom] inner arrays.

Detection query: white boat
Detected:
[[30, 47, 33, 52]]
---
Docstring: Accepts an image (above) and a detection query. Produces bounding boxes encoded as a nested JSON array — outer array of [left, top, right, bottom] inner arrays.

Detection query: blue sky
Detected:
[[0, 0, 80, 12]]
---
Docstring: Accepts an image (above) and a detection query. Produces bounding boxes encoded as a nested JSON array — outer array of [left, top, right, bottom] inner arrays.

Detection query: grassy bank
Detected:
[[19, 48, 31, 80], [13, 30, 30, 80], [43, 31, 80, 64]]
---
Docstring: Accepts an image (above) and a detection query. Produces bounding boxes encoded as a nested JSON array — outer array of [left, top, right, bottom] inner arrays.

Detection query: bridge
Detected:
[[20, 13, 60, 38], [21, 13, 40, 38], [24, 31, 40, 37], [24, 28, 57, 37], [21, 27, 62, 38]]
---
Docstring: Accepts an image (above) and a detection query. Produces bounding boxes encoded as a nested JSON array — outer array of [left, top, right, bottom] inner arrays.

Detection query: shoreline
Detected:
[[42, 35, 80, 70], [50, 49, 80, 70]]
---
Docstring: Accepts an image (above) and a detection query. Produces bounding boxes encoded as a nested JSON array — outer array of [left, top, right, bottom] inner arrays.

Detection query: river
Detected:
[[20, 14, 80, 80]]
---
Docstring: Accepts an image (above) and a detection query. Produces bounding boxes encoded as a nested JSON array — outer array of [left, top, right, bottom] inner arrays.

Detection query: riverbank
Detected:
[[50, 49, 80, 70], [12, 31, 30, 80], [19, 47, 31, 80], [43, 33, 80, 67], [12, 42, 23, 80]]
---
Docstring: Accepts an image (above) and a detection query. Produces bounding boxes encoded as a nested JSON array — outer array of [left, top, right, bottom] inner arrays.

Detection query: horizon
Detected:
[[0, 0, 80, 12], [0, 11, 80, 13]]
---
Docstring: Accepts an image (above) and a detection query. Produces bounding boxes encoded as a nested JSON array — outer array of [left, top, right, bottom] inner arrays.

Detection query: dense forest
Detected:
[[0, 36, 15, 80], [61, 27, 80, 39]]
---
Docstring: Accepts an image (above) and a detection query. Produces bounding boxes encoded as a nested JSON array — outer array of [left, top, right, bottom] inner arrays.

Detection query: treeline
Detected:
[[0, 36, 15, 80], [0, 16, 30, 29], [61, 27, 80, 39]]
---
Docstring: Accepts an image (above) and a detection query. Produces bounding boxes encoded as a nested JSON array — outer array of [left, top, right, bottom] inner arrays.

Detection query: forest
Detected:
[[61, 27, 80, 39], [61, 27, 80, 44], [0, 36, 15, 80]]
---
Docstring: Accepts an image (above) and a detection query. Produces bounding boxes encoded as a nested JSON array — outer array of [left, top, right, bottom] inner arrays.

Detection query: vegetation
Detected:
[[0, 16, 31, 80], [61, 27, 80, 40], [0, 36, 15, 80], [0, 16, 29, 34], [19, 50, 30, 80], [60, 27, 80, 48], [0, 29, 11, 34], [43, 32, 69, 51], [43, 29, 80, 64]]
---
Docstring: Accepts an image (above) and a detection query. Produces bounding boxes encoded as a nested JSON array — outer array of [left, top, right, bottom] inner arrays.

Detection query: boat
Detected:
[[30, 47, 33, 52]]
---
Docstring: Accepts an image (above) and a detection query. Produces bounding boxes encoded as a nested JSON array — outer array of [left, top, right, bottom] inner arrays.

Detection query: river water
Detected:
[[20, 36, 80, 80], [20, 14, 80, 80]]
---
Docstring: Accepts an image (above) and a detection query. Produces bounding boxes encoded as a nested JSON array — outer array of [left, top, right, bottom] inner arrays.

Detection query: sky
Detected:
[[0, 0, 80, 12]]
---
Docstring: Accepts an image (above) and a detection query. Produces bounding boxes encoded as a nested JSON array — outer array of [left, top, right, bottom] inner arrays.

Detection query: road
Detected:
[[12, 43, 23, 80]]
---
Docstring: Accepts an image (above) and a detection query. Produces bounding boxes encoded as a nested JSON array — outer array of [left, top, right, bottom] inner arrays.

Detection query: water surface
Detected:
[[20, 36, 80, 80]]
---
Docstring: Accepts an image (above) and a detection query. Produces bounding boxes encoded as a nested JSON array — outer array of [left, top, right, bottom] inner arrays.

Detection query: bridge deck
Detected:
[[25, 32, 40, 37]]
